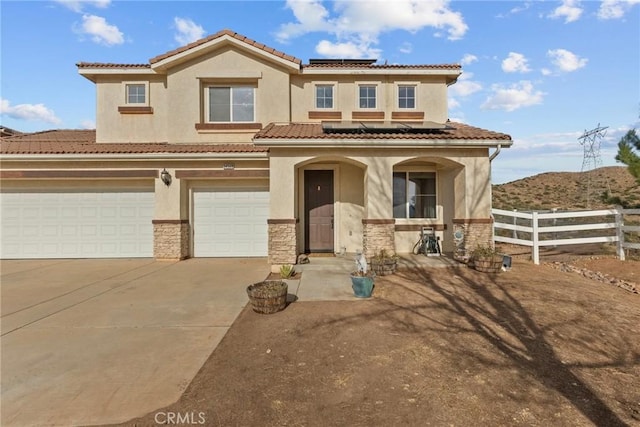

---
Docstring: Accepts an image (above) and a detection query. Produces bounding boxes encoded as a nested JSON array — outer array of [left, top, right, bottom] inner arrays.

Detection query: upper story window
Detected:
[[398, 85, 416, 109], [207, 86, 254, 122], [123, 82, 149, 105], [315, 84, 334, 109], [393, 171, 437, 219], [126, 84, 146, 104], [359, 85, 376, 109]]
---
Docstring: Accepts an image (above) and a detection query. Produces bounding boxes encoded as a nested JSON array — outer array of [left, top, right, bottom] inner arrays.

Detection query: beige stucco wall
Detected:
[[95, 75, 168, 143], [290, 75, 450, 123], [268, 146, 491, 255], [94, 47, 293, 144]]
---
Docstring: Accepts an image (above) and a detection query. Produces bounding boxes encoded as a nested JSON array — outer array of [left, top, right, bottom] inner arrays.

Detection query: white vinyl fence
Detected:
[[492, 207, 640, 264]]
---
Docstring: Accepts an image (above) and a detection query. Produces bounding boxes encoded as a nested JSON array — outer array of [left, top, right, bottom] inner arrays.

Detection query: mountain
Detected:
[[492, 166, 639, 211]]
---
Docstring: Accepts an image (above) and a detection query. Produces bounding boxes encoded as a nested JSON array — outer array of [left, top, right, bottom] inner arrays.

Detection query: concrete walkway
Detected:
[[0, 258, 268, 427]]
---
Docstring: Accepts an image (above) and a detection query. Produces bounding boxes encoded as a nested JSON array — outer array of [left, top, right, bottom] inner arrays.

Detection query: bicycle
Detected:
[[412, 227, 441, 256]]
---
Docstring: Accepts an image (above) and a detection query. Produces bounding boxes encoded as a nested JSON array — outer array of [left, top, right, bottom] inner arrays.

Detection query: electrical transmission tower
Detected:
[[578, 124, 608, 208]]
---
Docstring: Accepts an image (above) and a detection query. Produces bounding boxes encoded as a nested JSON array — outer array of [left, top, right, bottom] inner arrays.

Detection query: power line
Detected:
[[578, 123, 608, 208]]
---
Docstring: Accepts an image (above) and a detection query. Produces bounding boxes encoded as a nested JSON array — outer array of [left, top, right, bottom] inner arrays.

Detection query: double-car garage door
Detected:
[[1, 190, 154, 259], [1, 188, 269, 259]]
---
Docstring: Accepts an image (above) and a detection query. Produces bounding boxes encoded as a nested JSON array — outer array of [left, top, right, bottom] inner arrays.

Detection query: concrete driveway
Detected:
[[0, 258, 268, 426]]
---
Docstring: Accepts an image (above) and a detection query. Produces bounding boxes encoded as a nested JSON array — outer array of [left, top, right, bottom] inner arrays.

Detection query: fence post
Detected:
[[615, 206, 625, 261], [512, 209, 518, 239], [532, 211, 540, 265], [551, 208, 557, 248]]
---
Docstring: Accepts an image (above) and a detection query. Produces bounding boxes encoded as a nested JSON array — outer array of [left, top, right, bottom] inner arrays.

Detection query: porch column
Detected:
[[362, 158, 395, 258], [452, 157, 494, 259], [268, 156, 298, 266], [153, 168, 190, 260]]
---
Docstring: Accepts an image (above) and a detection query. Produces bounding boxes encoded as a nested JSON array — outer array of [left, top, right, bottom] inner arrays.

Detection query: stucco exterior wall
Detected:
[[267, 146, 492, 256], [95, 75, 168, 143], [165, 47, 291, 144], [290, 75, 450, 123]]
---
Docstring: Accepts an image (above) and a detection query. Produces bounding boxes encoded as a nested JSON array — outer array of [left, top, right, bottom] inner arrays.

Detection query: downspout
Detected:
[[489, 144, 502, 162]]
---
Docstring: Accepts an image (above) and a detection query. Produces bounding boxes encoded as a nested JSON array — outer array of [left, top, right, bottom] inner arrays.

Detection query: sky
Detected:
[[1, 0, 639, 184]]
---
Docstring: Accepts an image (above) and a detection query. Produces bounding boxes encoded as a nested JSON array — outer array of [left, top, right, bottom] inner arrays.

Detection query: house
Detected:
[[0, 29, 512, 267]]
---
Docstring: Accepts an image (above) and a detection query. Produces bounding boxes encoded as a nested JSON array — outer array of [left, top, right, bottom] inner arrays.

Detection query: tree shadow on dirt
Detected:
[[306, 261, 638, 426], [393, 261, 637, 426]]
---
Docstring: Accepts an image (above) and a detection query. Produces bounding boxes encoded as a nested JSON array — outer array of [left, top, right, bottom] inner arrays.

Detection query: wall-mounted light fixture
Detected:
[[160, 168, 172, 186]]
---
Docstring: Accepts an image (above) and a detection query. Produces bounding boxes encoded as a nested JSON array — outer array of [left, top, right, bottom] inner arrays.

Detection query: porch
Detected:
[[289, 252, 463, 301]]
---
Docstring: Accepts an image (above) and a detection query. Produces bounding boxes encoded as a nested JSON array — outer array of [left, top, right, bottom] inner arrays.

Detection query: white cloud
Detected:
[[541, 68, 552, 76], [316, 40, 381, 58], [449, 72, 482, 97], [547, 48, 587, 72], [173, 17, 206, 45], [77, 14, 123, 45], [277, 0, 468, 58], [496, 2, 532, 18], [481, 81, 545, 112], [399, 42, 413, 54], [598, 0, 640, 19], [79, 119, 95, 129], [1, 98, 62, 124], [460, 53, 478, 65], [548, 0, 583, 23], [501, 52, 531, 73], [55, 0, 110, 13]]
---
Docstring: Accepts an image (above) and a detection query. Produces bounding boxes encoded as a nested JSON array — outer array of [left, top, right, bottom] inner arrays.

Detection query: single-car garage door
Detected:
[[193, 189, 269, 257], [0, 191, 154, 259]]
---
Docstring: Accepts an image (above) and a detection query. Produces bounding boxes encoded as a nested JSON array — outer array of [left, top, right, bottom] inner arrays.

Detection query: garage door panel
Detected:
[[1, 191, 153, 259], [193, 189, 269, 257]]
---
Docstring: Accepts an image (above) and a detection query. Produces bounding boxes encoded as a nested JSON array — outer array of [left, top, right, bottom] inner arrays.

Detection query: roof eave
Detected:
[[78, 67, 157, 82], [150, 35, 301, 72], [0, 152, 270, 161], [301, 68, 462, 76], [253, 138, 513, 148]]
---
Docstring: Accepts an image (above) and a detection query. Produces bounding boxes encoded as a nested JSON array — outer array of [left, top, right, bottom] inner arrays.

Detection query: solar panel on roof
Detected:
[[321, 121, 449, 134]]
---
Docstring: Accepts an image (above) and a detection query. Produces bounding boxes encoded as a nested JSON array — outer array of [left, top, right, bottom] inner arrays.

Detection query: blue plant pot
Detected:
[[350, 275, 374, 298]]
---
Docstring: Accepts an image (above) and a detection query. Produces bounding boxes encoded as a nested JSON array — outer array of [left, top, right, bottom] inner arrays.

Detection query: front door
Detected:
[[304, 170, 334, 253]]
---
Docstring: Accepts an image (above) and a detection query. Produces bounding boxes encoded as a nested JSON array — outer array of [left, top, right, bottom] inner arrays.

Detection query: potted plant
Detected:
[[246, 280, 288, 314], [350, 253, 375, 298], [470, 244, 504, 273], [369, 249, 399, 276]]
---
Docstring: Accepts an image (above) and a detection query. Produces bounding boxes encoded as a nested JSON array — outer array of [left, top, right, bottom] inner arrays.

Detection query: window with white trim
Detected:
[[359, 85, 376, 109], [315, 84, 334, 109], [398, 85, 416, 109], [206, 86, 255, 122], [393, 172, 437, 219], [124, 82, 148, 105]]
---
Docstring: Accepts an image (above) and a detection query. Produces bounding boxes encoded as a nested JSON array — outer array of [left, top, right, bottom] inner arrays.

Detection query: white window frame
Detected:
[[314, 82, 337, 110], [204, 85, 256, 123], [123, 81, 149, 106], [393, 168, 438, 220], [397, 83, 418, 110], [357, 83, 378, 110]]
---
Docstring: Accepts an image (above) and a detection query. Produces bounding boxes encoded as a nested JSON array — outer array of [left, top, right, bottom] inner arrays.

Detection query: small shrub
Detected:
[[279, 264, 295, 279]]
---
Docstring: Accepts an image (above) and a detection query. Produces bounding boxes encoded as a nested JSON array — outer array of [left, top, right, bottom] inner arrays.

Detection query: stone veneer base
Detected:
[[153, 220, 190, 260], [268, 220, 298, 266]]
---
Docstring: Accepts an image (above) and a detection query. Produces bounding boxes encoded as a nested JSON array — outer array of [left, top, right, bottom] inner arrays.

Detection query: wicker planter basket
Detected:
[[246, 280, 288, 314], [473, 256, 503, 273]]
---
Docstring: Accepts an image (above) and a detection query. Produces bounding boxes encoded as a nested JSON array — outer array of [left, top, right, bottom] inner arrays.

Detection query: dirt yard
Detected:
[[116, 257, 639, 427]]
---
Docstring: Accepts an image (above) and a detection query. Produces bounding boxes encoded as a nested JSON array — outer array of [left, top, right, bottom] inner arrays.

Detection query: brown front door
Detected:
[[304, 170, 334, 253]]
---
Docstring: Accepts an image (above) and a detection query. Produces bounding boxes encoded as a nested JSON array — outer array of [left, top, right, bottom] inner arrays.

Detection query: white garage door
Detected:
[[193, 189, 269, 257], [1, 191, 154, 259]]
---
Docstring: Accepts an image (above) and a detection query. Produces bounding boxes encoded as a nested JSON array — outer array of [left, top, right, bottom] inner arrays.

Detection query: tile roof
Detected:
[[254, 122, 512, 141], [149, 29, 302, 65], [76, 62, 151, 69], [0, 130, 268, 155], [302, 63, 461, 70]]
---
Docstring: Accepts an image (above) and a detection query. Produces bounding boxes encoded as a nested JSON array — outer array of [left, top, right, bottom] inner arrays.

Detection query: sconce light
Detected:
[[160, 168, 172, 186]]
